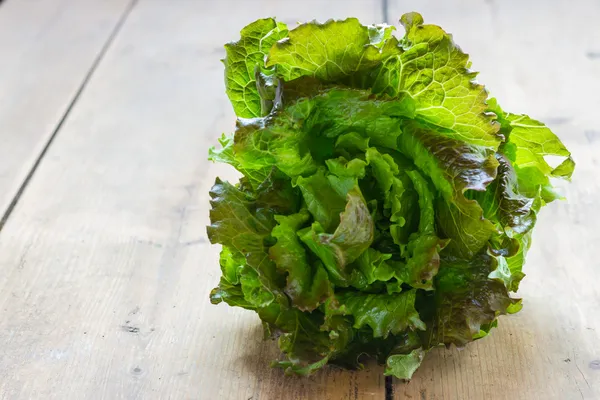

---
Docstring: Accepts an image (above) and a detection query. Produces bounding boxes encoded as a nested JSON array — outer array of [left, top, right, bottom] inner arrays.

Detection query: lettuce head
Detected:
[[207, 12, 574, 380]]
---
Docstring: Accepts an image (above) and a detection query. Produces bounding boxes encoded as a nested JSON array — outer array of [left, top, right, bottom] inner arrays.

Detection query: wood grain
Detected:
[[2, 0, 599, 399], [0, 0, 134, 221], [0, 1, 386, 399], [387, 1, 600, 399]]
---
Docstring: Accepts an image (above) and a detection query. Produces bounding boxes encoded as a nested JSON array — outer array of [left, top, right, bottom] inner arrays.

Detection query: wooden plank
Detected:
[[386, 1, 600, 399], [0, 1, 388, 399], [0, 0, 133, 221]]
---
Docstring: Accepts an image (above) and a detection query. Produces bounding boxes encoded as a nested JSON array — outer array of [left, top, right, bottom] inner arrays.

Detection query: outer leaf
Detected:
[[336, 289, 426, 338], [210, 277, 256, 310], [261, 300, 353, 376], [489, 98, 574, 203], [210, 247, 257, 309], [505, 113, 574, 179], [233, 115, 319, 179], [224, 18, 288, 118], [218, 246, 244, 285], [266, 18, 400, 83], [398, 121, 497, 258], [370, 13, 500, 148], [207, 178, 274, 260], [489, 230, 531, 293], [331, 328, 420, 369], [515, 165, 562, 204], [209, 134, 270, 189], [267, 13, 500, 151], [239, 264, 275, 307], [505, 230, 532, 290], [422, 253, 518, 347], [470, 152, 539, 293], [384, 348, 425, 380], [207, 179, 283, 294], [475, 154, 537, 239], [488, 254, 525, 294]]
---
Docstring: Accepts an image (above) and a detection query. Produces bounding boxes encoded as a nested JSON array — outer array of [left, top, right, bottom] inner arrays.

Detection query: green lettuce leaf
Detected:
[[336, 289, 425, 338], [400, 170, 449, 289], [398, 120, 497, 258], [210, 246, 257, 309], [295, 168, 348, 232], [489, 98, 574, 202], [207, 178, 281, 288], [270, 210, 332, 311], [372, 13, 501, 147], [384, 348, 425, 380], [347, 248, 396, 290], [209, 134, 270, 189], [266, 18, 398, 83], [260, 300, 352, 376], [299, 186, 374, 285], [505, 113, 574, 179], [224, 18, 288, 118], [422, 253, 518, 347], [365, 148, 410, 246]]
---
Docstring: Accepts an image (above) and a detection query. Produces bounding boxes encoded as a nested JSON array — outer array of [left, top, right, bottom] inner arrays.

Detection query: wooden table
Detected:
[[0, 0, 598, 399]]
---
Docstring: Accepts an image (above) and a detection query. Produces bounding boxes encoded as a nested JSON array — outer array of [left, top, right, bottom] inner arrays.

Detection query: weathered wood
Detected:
[[0, 1, 387, 399], [3, 0, 598, 398], [0, 0, 133, 221], [387, 1, 600, 398]]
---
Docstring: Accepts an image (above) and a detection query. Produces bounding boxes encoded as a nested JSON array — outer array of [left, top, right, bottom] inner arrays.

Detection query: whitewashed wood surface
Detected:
[[0, 0, 598, 399], [0, 0, 133, 223]]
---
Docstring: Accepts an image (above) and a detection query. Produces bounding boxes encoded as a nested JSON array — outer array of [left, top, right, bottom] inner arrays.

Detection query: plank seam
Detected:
[[0, 0, 139, 231], [385, 375, 394, 400], [382, 0, 389, 23], [383, 2, 391, 399]]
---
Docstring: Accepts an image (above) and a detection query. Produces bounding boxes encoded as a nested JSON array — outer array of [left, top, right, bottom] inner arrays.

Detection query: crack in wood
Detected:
[[0, 0, 139, 232]]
